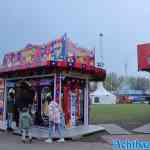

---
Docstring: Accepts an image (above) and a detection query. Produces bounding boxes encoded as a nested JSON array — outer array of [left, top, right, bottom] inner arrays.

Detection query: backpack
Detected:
[[21, 113, 32, 129], [48, 101, 60, 123]]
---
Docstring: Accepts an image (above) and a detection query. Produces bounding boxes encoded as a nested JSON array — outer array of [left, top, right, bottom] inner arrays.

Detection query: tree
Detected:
[[104, 72, 121, 91], [135, 77, 150, 90], [104, 72, 150, 91]]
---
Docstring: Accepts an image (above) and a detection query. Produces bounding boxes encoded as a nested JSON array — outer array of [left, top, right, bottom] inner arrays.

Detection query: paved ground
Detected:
[[133, 123, 150, 134], [14, 125, 105, 139], [100, 124, 131, 135], [0, 131, 112, 150]]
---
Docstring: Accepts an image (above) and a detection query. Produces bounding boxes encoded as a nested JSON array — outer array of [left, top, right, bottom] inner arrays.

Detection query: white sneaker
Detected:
[[45, 139, 53, 143], [57, 138, 65, 143]]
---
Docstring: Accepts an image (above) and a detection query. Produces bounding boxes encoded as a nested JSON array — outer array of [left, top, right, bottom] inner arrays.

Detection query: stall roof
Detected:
[[0, 34, 106, 81]]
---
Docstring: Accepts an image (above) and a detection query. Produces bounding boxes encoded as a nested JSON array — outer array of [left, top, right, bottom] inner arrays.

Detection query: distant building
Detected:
[[115, 89, 150, 103], [90, 82, 117, 104]]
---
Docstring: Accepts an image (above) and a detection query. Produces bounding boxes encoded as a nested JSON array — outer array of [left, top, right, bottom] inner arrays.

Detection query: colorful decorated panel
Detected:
[[0, 34, 95, 73], [0, 80, 4, 122], [67, 40, 95, 66]]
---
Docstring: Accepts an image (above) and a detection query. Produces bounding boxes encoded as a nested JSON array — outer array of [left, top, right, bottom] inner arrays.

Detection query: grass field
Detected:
[[90, 104, 150, 130]]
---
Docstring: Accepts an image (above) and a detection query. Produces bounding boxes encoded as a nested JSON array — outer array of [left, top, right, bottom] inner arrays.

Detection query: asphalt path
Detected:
[[0, 131, 112, 150]]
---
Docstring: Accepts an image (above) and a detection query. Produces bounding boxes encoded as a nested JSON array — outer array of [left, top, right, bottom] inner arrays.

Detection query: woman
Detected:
[[45, 98, 65, 143]]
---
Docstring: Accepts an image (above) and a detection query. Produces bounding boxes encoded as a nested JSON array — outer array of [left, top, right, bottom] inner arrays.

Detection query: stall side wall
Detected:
[[0, 80, 6, 130]]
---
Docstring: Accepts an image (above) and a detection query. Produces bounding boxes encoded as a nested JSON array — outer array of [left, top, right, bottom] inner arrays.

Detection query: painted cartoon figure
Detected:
[[7, 54, 13, 68], [40, 46, 48, 65], [34, 48, 41, 65]]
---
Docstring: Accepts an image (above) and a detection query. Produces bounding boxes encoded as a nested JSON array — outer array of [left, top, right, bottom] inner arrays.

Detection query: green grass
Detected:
[[90, 104, 150, 129]]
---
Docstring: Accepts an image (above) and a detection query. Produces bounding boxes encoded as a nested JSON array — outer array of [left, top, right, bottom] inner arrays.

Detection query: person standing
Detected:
[[20, 107, 32, 144], [45, 98, 65, 143], [7, 90, 15, 131]]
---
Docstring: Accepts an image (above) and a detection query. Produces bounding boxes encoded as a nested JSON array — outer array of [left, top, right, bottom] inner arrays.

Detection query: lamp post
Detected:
[[97, 33, 104, 68]]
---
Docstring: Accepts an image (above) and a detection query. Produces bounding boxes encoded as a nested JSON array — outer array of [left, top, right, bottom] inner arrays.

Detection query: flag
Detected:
[[62, 33, 67, 59]]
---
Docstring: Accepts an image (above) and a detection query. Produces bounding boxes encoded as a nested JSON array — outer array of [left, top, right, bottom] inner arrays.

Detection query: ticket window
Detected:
[[30, 78, 54, 126], [41, 87, 49, 116]]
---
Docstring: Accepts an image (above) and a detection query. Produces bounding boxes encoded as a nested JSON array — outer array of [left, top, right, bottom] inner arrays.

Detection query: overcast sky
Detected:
[[1, 0, 150, 77]]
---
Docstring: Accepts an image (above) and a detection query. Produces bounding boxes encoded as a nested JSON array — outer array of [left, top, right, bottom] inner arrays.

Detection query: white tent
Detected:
[[90, 82, 117, 104]]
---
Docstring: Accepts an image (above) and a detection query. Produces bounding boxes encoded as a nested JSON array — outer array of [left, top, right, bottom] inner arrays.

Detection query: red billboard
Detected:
[[137, 43, 150, 71]]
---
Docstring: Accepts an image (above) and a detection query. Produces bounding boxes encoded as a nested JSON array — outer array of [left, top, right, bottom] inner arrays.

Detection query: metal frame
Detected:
[[59, 73, 62, 107], [5, 73, 55, 81], [53, 73, 56, 102], [62, 72, 90, 80], [84, 78, 89, 126]]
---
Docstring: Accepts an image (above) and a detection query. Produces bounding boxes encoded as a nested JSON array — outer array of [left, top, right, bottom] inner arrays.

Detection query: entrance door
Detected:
[[31, 78, 54, 126], [34, 86, 51, 126]]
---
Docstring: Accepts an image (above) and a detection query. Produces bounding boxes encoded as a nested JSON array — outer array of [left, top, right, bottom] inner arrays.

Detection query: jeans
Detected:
[[22, 129, 32, 140], [48, 121, 64, 138], [19, 111, 22, 129], [7, 113, 13, 129]]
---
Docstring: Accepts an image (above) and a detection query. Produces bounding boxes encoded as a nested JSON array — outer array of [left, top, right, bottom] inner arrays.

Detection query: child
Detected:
[[20, 107, 32, 144]]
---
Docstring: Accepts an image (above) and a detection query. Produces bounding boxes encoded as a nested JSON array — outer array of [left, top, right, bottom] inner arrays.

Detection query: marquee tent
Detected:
[[90, 82, 117, 104]]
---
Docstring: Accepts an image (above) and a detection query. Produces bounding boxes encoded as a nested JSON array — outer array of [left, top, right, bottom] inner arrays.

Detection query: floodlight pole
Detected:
[[98, 33, 104, 68]]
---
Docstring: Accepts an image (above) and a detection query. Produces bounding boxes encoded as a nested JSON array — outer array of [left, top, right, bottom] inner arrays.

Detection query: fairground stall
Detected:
[[0, 34, 106, 133]]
